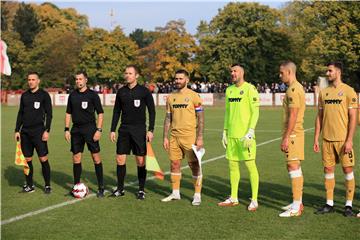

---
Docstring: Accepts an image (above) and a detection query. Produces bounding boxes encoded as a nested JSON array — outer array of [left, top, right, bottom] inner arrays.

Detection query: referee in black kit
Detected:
[[15, 72, 52, 194], [110, 65, 155, 200], [64, 71, 105, 197]]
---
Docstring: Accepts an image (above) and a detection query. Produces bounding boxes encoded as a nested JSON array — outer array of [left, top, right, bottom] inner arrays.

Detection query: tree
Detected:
[[12, 3, 41, 48], [129, 28, 159, 48], [1, 2, 9, 31], [197, 2, 294, 84], [78, 27, 138, 83], [282, 1, 360, 89], [1, 31, 30, 89], [155, 19, 187, 34], [138, 25, 199, 82], [30, 28, 84, 87], [32, 2, 89, 33]]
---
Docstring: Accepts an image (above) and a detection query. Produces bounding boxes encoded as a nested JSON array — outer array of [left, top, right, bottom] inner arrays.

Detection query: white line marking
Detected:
[[1, 127, 314, 226]]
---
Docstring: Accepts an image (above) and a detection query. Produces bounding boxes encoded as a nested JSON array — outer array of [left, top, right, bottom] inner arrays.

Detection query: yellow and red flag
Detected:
[[146, 143, 164, 180], [15, 141, 29, 175]]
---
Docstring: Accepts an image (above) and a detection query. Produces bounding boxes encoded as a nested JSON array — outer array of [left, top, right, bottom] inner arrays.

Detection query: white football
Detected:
[[72, 183, 89, 198]]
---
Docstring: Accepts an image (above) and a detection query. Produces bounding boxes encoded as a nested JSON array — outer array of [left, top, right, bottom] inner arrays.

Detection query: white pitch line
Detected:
[[1, 127, 314, 226]]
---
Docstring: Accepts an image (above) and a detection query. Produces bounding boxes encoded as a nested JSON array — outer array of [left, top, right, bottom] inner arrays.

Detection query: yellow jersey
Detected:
[[319, 82, 358, 141], [166, 88, 203, 136], [283, 80, 305, 136]]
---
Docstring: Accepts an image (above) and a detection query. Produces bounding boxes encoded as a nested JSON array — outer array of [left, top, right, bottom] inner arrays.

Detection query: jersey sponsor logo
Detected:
[[324, 99, 342, 104], [34, 101, 40, 109], [82, 101, 88, 109], [134, 99, 140, 107], [173, 104, 188, 109], [228, 97, 242, 102]]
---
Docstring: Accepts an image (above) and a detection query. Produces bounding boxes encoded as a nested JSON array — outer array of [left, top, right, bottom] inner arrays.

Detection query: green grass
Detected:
[[1, 106, 359, 240]]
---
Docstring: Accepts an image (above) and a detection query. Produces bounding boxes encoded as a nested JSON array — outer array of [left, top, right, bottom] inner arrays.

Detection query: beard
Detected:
[[176, 82, 187, 89]]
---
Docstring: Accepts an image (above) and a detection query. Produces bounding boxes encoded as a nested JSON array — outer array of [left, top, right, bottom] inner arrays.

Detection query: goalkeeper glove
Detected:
[[222, 130, 228, 149], [241, 128, 255, 148]]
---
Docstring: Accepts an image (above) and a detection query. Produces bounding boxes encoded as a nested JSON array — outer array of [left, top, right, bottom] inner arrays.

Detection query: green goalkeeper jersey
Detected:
[[224, 82, 260, 138]]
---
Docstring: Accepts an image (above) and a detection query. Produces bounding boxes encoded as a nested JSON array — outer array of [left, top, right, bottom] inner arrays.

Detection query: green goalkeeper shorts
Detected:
[[226, 138, 256, 161]]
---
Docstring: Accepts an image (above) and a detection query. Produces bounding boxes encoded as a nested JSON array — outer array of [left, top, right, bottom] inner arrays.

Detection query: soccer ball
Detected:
[[72, 183, 89, 198]]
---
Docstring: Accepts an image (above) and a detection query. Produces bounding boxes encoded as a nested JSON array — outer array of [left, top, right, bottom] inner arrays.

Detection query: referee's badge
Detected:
[[81, 101, 88, 109], [34, 102, 40, 109], [134, 99, 140, 107]]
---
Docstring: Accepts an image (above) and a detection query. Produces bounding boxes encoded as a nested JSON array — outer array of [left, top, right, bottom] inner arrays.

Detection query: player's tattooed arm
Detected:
[[196, 111, 204, 139], [163, 113, 172, 150], [163, 113, 172, 139]]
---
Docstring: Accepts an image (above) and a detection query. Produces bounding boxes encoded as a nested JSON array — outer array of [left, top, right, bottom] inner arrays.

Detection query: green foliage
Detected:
[[197, 2, 293, 84], [1, 2, 9, 31], [283, 1, 360, 89], [12, 3, 41, 48], [2, 1, 359, 90], [129, 28, 159, 48], [1, 31, 30, 90], [30, 28, 84, 88], [78, 27, 138, 84]]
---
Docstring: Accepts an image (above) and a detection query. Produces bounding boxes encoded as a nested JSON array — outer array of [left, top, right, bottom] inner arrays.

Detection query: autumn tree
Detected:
[[78, 27, 138, 84], [138, 20, 199, 82]]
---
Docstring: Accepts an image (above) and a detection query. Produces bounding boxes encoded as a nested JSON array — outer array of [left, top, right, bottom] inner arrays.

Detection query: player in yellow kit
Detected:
[[162, 69, 204, 206], [314, 62, 358, 217], [278, 61, 305, 217]]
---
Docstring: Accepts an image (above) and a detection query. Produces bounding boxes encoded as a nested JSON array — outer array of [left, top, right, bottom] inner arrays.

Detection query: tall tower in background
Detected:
[[109, 8, 116, 31]]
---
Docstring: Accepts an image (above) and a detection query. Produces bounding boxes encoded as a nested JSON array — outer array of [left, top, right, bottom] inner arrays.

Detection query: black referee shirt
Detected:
[[111, 84, 155, 132], [15, 89, 52, 132], [66, 88, 104, 126]]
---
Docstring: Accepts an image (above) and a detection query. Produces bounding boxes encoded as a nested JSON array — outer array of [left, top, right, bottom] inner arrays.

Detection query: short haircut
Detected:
[[231, 63, 245, 69], [125, 64, 140, 74], [28, 71, 40, 78], [76, 70, 88, 79], [280, 60, 297, 73], [327, 61, 343, 72], [175, 69, 189, 77]]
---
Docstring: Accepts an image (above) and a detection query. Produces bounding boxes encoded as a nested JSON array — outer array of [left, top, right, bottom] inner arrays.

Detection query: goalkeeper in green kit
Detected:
[[218, 63, 260, 211]]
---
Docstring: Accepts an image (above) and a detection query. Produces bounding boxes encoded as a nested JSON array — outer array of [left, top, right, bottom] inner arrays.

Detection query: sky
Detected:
[[25, 0, 287, 35]]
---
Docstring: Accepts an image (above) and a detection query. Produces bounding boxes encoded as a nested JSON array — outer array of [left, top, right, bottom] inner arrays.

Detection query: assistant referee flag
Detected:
[[14, 141, 29, 175], [146, 143, 164, 180]]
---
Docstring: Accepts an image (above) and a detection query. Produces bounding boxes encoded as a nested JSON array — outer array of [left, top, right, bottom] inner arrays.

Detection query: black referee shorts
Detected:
[[71, 125, 100, 154], [20, 130, 48, 158], [117, 126, 146, 156]]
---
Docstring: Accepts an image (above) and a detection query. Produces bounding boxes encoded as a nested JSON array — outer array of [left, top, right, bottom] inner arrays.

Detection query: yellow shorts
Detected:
[[168, 135, 196, 161], [322, 140, 355, 167], [285, 134, 304, 162]]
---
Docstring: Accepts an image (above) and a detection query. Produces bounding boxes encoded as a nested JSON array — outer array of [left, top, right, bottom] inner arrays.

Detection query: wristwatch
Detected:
[[97, 128, 103, 132]]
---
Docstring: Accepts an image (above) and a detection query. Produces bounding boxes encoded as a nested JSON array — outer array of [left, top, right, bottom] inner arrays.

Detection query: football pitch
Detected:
[[1, 106, 359, 240]]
